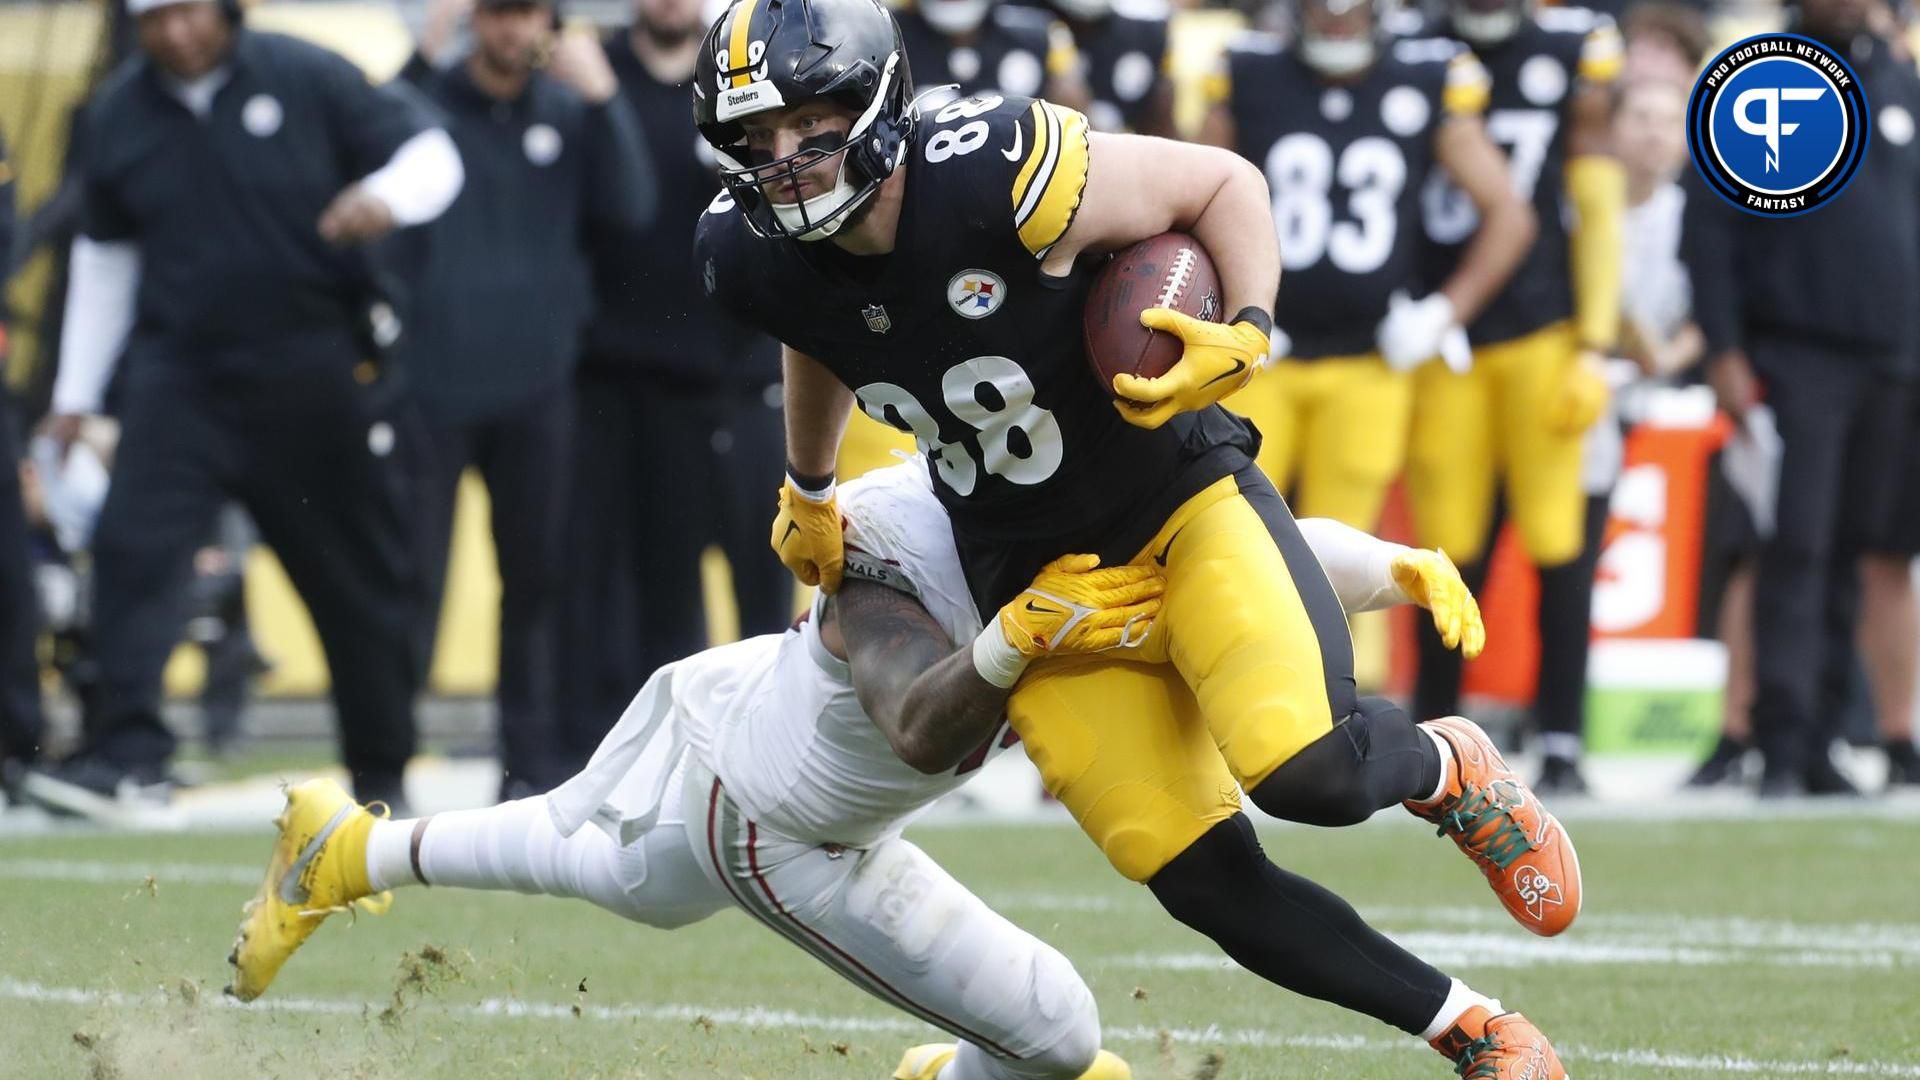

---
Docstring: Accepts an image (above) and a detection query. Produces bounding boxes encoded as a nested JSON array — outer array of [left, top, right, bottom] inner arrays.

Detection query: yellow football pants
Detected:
[[1230, 354, 1414, 530], [1007, 474, 1352, 882], [1405, 321, 1587, 566]]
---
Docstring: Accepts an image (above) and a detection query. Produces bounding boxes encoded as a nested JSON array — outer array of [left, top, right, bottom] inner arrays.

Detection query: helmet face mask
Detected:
[[919, 0, 990, 34], [695, 0, 916, 242], [1296, 0, 1380, 77], [1448, 0, 1527, 46]]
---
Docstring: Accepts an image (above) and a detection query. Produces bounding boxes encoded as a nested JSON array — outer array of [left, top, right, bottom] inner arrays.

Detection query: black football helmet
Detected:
[[1292, 0, 1388, 77], [694, 0, 916, 241]]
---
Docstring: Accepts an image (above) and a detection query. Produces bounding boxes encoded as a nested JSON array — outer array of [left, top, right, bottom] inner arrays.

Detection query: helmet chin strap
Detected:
[[772, 157, 874, 241]]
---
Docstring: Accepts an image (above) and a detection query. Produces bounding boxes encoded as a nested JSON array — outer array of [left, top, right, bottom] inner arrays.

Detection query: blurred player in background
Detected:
[[1025, 0, 1174, 134], [21, 0, 463, 818], [698, 0, 1582, 1072], [0, 128, 47, 797], [895, 0, 1093, 109], [1407, 0, 1624, 795], [554, 0, 793, 781], [1201, 0, 1534, 533], [398, 0, 656, 799]]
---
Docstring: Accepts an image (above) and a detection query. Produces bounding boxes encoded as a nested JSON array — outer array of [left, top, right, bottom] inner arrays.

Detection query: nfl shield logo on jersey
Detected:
[[947, 270, 1007, 319], [862, 304, 893, 334]]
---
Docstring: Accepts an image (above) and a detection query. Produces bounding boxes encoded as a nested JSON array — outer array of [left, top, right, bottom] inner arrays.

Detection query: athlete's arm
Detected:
[[1043, 132, 1277, 318], [1431, 115, 1536, 326], [783, 344, 855, 479], [835, 582, 1010, 775], [1564, 74, 1625, 356], [1299, 518, 1486, 658], [835, 557, 1165, 774]]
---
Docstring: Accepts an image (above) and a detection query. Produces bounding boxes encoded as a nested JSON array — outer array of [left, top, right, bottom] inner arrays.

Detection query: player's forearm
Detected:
[[1187, 153, 1281, 317], [52, 236, 141, 415], [1297, 518, 1412, 614], [1441, 191, 1535, 326], [1566, 154, 1626, 351], [889, 649, 1014, 775], [782, 346, 854, 479]]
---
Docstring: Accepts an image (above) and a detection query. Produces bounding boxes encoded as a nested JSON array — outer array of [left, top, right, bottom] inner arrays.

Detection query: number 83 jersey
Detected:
[[698, 91, 1255, 611], [1214, 35, 1489, 360]]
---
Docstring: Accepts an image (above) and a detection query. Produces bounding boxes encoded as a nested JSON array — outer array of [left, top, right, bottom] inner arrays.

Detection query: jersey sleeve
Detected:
[[694, 195, 782, 341], [838, 461, 982, 642], [1010, 99, 1091, 257], [1442, 50, 1492, 117]]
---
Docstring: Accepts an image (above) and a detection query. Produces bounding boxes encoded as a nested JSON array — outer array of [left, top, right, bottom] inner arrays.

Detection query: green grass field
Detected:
[[3, 813, 1918, 1079]]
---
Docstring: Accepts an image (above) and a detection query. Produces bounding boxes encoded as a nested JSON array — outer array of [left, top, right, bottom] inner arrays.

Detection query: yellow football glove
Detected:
[[769, 476, 844, 593], [1112, 308, 1270, 430], [972, 555, 1164, 688], [1390, 548, 1486, 660], [1547, 351, 1612, 436]]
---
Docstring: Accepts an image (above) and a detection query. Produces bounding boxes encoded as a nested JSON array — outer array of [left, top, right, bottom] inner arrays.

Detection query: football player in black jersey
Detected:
[[692, 0, 1579, 1074], [1200, 0, 1535, 533], [1406, 0, 1625, 790], [896, 0, 1093, 107], [1029, 0, 1175, 134]]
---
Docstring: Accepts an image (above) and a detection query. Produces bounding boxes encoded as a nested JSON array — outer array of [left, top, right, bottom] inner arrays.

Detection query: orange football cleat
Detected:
[[1406, 717, 1582, 936], [1430, 1007, 1569, 1079]]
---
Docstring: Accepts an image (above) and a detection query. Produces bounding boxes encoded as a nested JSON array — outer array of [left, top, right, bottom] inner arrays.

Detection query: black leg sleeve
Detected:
[[1247, 696, 1441, 826], [1148, 814, 1451, 1036]]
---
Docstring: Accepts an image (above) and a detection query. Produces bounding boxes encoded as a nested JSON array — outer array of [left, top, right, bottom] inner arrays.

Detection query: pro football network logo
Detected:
[[1687, 33, 1869, 217], [947, 270, 1007, 319]]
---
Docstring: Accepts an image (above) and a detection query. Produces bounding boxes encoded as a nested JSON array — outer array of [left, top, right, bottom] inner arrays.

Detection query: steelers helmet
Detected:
[[694, 0, 916, 241]]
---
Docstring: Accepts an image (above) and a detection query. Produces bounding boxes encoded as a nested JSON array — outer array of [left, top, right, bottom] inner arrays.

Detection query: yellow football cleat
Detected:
[[893, 1044, 1132, 1079], [226, 778, 390, 1002]]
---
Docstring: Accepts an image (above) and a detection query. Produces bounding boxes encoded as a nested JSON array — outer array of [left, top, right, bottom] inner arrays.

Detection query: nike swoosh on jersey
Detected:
[[1200, 359, 1248, 389], [1002, 119, 1024, 162], [277, 804, 355, 906]]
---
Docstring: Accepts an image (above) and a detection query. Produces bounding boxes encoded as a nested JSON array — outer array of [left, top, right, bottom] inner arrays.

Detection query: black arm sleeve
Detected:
[[317, 45, 439, 176]]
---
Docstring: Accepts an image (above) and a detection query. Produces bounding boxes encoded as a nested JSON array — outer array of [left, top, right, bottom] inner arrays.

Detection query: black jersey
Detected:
[[1420, 8, 1622, 345], [1220, 34, 1488, 359], [1067, 0, 1170, 132], [894, 5, 1074, 100], [697, 92, 1253, 612]]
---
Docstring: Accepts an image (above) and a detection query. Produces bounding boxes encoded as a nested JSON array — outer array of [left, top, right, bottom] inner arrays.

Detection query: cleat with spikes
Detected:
[[1406, 717, 1583, 936], [1431, 1008, 1569, 1079], [893, 1044, 1131, 1079], [226, 778, 391, 1001]]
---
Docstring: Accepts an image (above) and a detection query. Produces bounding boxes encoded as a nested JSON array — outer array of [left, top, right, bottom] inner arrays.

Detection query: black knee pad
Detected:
[[1248, 696, 1437, 827]]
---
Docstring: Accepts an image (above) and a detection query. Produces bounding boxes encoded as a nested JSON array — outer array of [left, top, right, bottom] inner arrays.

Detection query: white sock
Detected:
[[1541, 732, 1584, 762], [1420, 978, 1503, 1042], [366, 818, 422, 892], [1414, 727, 1454, 805]]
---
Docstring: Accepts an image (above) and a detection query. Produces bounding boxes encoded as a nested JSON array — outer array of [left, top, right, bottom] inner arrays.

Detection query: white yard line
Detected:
[[2, 977, 1916, 1077], [0, 858, 261, 886]]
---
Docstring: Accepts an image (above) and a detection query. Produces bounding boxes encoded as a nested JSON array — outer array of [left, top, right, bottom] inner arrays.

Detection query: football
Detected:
[[1083, 231, 1224, 392]]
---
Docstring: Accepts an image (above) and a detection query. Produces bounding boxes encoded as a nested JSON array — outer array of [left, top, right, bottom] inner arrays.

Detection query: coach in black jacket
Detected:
[[397, 0, 656, 799], [1683, 0, 1920, 797]]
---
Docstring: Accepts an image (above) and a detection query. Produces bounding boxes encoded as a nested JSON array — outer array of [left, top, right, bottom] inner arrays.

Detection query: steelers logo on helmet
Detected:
[[1687, 32, 1869, 217], [693, 0, 918, 242], [1295, 0, 1384, 77]]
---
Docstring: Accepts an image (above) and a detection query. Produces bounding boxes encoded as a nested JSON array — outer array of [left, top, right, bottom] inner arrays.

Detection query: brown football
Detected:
[[1083, 231, 1224, 393]]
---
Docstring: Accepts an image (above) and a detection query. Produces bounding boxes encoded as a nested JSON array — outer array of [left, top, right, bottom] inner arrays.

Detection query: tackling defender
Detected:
[[227, 462, 1488, 1079], [693, 0, 1580, 1074]]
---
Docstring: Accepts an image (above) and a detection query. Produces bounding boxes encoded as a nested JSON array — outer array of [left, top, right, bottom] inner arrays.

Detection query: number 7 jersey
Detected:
[[696, 91, 1255, 613]]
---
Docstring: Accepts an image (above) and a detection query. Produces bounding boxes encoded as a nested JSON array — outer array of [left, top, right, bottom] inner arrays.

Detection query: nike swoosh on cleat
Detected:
[[1200, 359, 1248, 389], [278, 804, 354, 906], [1001, 121, 1023, 162]]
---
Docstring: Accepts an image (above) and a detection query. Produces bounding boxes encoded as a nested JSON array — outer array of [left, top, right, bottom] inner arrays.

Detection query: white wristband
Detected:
[[788, 474, 836, 504], [971, 624, 1031, 690]]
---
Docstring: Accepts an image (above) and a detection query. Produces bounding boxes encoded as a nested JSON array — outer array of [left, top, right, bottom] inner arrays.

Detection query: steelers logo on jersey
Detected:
[[948, 269, 1008, 319]]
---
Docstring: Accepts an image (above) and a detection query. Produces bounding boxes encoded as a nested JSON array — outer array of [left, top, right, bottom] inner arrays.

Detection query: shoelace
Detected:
[[1453, 1033, 1503, 1078], [1435, 782, 1535, 870]]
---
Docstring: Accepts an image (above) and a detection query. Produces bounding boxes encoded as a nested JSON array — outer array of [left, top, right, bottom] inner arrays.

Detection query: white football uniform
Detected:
[[517, 460, 1415, 1079]]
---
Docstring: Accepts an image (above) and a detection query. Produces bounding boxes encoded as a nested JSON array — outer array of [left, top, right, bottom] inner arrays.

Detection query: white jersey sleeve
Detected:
[[822, 459, 983, 645]]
